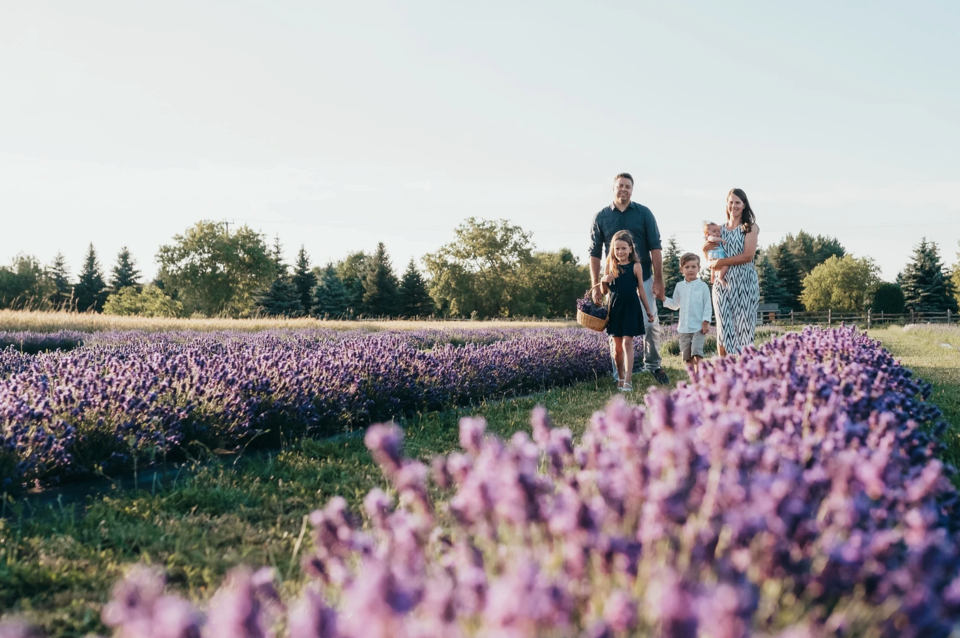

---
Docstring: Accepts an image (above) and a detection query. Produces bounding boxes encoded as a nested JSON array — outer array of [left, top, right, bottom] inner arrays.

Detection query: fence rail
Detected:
[[657, 309, 957, 329]]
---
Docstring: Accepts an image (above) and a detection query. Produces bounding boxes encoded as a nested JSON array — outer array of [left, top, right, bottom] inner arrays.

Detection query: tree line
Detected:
[[1, 221, 958, 319]]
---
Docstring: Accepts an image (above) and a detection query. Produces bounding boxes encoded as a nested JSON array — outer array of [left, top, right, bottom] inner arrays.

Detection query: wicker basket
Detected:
[[577, 308, 608, 332], [576, 283, 609, 332]]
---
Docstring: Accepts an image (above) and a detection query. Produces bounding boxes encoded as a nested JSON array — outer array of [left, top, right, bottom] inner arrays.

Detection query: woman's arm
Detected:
[[714, 225, 759, 267]]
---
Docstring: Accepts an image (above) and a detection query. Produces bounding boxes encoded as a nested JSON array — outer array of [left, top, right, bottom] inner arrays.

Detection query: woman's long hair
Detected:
[[606, 230, 639, 276], [727, 188, 756, 234]]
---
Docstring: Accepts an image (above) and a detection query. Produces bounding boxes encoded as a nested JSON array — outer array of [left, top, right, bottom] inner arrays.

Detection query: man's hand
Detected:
[[701, 321, 710, 335], [653, 276, 666, 301], [591, 286, 603, 305]]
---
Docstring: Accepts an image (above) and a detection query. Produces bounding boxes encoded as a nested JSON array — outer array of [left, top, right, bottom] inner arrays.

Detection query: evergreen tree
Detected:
[[398, 259, 434, 317], [335, 252, 369, 314], [780, 231, 845, 277], [74, 244, 108, 312], [658, 236, 684, 312], [46, 252, 72, 309], [313, 264, 350, 318], [362, 242, 400, 317], [291, 246, 317, 315], [767, 244, 803, 310], [254, 277, 302, 317], [865, 282, 905, 314], [270, 234, 287, 278], [951, 241, 960, 308], [109, 247, 141, 292], [898, 238, 959, 313], [756, 250, 787, 308]]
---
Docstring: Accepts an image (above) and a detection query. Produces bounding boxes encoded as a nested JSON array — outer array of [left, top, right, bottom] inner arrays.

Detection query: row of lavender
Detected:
[[0, 329, 613, 488], [11, 325, 952, 638]]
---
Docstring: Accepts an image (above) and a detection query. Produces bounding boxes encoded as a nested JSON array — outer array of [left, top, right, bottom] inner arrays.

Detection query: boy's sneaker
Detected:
[[651, 368, 670, 385]]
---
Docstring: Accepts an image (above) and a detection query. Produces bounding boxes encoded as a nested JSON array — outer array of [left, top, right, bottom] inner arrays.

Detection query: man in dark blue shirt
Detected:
[[589, 173, 669, 385]]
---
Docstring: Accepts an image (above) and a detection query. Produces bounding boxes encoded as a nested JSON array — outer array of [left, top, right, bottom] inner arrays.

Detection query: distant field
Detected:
[[0, 309, 577, 333]]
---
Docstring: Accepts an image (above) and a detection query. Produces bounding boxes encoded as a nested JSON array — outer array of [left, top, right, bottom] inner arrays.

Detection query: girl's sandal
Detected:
[[619, 382, 633, 392]]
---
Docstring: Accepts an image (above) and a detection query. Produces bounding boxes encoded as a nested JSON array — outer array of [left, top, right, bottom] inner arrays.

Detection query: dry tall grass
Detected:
[[0, 310, 575, 333]]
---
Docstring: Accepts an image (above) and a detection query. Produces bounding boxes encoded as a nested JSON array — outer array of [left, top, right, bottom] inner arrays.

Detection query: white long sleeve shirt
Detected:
[[663, 278, 712, 333]]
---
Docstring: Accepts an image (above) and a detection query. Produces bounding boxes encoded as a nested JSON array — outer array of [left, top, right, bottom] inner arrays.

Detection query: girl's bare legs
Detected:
[[622, 336, 634, 386], [612, 336, 626, 387], [691, 355, 702, 378], [718, 345, 727, 357]]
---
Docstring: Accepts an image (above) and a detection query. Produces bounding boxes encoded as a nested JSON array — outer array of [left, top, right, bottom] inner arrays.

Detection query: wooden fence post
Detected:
[[790, 310, 794, 326], [828, 309, 832, 326], [911, 309, 915, 324], [948, 309, 952, 324], [867, 309, 872, 329]]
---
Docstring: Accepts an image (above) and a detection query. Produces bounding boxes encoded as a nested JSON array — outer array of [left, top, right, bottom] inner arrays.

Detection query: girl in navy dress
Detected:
[[600, 230, 656, 392]]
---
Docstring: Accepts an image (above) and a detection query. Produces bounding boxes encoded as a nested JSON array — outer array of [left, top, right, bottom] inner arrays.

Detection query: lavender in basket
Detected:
[[576, 295, 607, 320]]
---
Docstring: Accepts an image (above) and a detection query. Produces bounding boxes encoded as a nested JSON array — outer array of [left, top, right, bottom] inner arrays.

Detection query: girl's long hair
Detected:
[[727, 188, 756, 234], [606, 230, 639, 276]]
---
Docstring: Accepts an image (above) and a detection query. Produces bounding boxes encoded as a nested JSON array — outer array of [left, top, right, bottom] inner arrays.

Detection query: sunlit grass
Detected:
[[0, 309, 577, 334]]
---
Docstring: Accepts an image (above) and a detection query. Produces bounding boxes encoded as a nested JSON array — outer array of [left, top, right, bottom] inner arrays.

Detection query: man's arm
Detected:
[[645, 210, 665, 300], [651, 249, 664, 300], [588, 214, 604, 303]]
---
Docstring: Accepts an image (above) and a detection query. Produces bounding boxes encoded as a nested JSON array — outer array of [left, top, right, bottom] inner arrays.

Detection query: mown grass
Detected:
[[0, 309, 575, 334], [0, 356, 687, 637]]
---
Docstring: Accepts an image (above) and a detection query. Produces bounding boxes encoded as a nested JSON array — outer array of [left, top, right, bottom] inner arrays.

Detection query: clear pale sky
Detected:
[[1, 1, 958, 282]]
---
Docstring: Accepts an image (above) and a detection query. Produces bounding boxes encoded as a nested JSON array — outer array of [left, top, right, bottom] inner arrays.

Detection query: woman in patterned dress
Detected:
[[703, 188, 760, 356]]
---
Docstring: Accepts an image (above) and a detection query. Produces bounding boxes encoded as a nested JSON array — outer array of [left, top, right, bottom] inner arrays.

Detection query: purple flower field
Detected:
[[0, 328, 613, 488], [5, 325, 956, 637]]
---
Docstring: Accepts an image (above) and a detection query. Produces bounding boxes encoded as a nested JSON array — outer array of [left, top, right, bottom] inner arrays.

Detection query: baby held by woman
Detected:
[[703, 222, 728, 286]]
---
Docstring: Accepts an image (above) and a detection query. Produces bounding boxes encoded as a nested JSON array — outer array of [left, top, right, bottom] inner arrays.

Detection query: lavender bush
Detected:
[[0, 329, 612, 488], [4, 325, 957, 637]]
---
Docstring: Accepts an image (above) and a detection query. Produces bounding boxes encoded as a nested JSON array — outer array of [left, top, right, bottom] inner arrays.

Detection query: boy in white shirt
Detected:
[[663, 253, 713, 375]]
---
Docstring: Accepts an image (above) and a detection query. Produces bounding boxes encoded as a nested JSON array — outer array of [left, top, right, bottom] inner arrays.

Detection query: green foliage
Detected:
[[313, 264, 350, 318], [658, 236, 684, 312], [103, 284, 185, 318], [270, 234, 286, 278], [756, 249, 787, 308], [362, 242, 401, 317], [423, 217, 535, 318], [528, 249, 590, 317], [800, 254, 880, 312], [865, 282, 905, 314], [46, 252, 72, 310], [898, 238, 959, 313], [74, 244, 108, 313], [778, 231, 846, 277], [0, 254, 50, 310], [109, 247, 141, 293], [398, 259, 434, 317], [156, 221, 275, 317], [952, 242, 960, 308], [766, 244, 803, 311], [254, 277, 303, 317], [335, 252, 369, 314], [291, 246, 317, 315]]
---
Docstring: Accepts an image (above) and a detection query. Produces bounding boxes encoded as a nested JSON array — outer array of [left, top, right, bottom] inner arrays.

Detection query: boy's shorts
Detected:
[[679, 332, 706, 361]]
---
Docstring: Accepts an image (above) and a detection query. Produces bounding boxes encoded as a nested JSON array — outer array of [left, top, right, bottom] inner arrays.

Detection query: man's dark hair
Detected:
[[614, 173, 634, 185]]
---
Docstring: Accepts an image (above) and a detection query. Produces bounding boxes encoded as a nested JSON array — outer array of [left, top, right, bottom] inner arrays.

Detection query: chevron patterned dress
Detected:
[[713, 224, 759, 353]]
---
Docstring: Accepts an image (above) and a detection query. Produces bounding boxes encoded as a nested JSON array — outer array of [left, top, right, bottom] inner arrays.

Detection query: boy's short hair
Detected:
[[680, 252, 700, 267]]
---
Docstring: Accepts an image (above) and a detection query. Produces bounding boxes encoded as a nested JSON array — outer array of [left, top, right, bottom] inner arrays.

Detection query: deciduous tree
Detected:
[[800, 255, 879, 312], [156, 221, 274, 317], [423, 218, 534, 318]]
